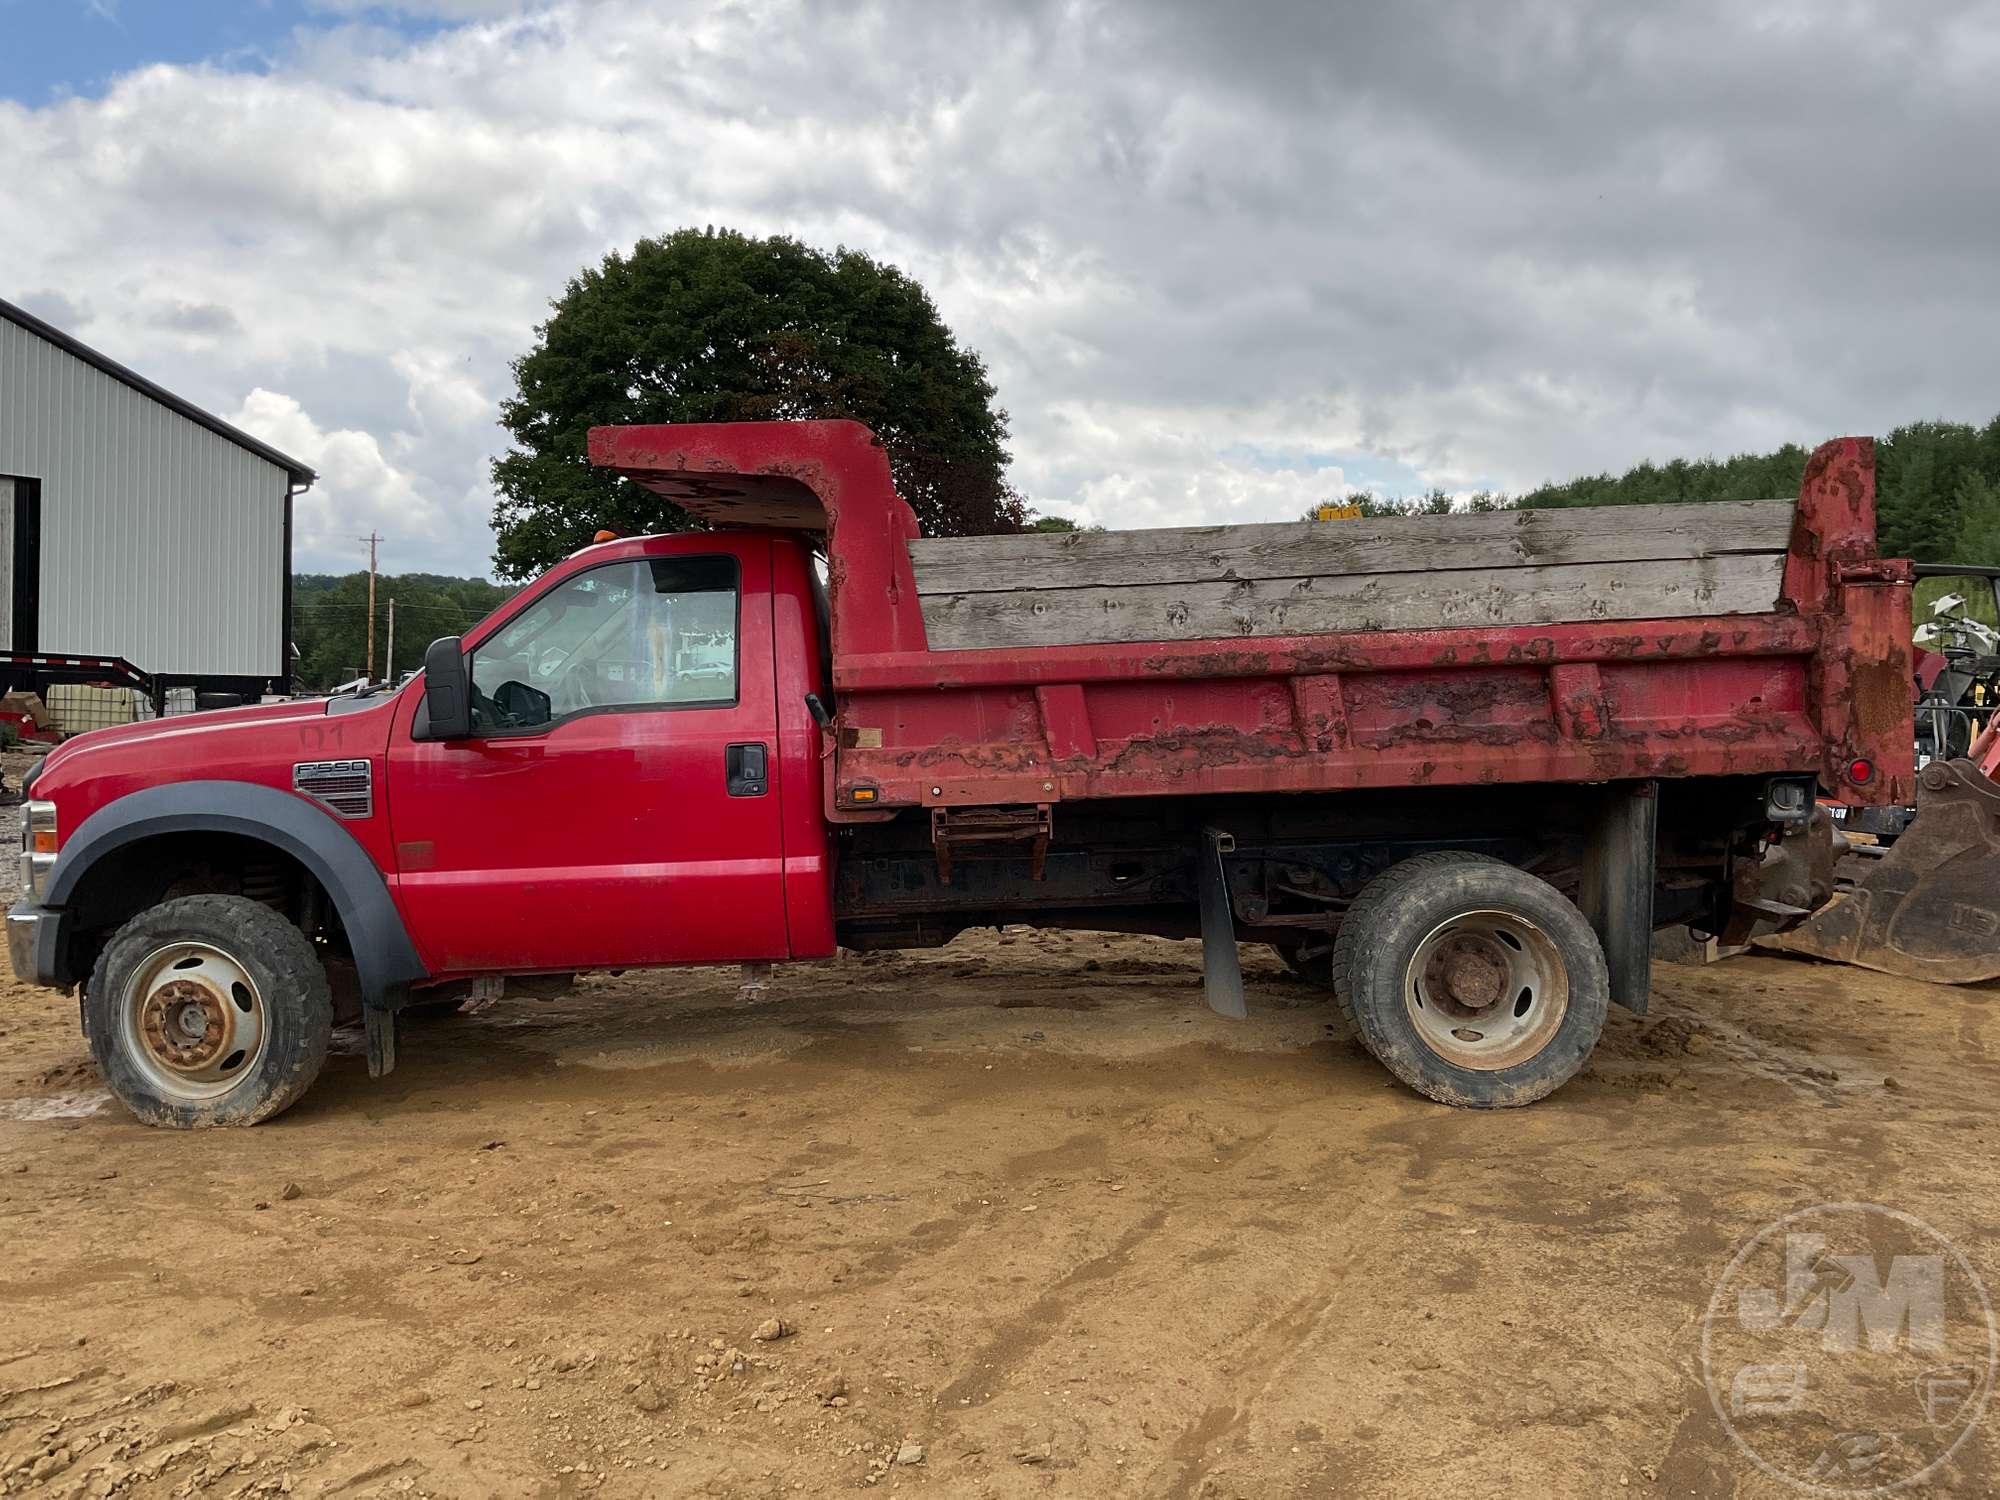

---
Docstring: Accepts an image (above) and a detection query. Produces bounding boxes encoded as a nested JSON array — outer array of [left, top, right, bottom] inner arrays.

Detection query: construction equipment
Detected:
[[1832, 568, 1998, 847], [1761, 717, 2000, 984], [1759, 563, 2000, 984], [1912, 565, 2000, 766]]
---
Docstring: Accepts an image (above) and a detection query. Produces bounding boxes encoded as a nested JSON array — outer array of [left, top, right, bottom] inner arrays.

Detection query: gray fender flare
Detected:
[[47, 779, 428, 1006]]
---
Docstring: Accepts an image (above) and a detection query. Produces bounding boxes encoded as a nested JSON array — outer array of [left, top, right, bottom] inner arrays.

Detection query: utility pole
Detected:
[[385, 598, 396, 684], [360, 532, 383, 682]]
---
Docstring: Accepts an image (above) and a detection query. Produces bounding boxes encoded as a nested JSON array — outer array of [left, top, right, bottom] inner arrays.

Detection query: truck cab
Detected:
[[9, 526, 835, 1126], [384, 530, 834, 974]]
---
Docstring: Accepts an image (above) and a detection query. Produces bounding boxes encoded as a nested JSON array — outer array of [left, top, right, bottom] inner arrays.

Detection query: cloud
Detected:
[[5, 0, 2000, 577], [12, 288, 93, 329], [389, 348, 495, 436], [150, 300, 242, 338], [228, 388, 451, 570], [303, 0, 538, 17]]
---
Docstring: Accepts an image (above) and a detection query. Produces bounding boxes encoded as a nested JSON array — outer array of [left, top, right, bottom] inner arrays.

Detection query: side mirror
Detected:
[[421, 636, 472, 740]]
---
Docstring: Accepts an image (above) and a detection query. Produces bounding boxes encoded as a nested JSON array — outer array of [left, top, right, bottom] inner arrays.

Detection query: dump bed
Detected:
[[591, 421, 1916, 817]]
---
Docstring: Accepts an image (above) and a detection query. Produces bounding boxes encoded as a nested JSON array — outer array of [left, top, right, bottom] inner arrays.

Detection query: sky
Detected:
[[4, 0, 1999, 579]]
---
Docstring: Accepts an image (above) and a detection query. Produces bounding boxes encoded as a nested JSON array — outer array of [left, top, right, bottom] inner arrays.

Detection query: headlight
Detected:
[[20, 800, 56, 903]]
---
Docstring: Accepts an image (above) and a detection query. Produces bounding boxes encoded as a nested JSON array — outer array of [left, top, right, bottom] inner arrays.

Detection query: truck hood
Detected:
[[50, 697, 329, 755], [32, 694, 403, 807]]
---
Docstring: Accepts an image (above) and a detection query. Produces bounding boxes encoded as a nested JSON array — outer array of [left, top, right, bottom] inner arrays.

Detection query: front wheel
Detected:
[[86, 894, 334, 1128], [1332, 853, 1608, 1108]]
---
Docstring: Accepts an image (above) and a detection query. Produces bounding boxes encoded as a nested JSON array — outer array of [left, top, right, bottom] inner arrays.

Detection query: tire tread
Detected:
[[86, 894, 333, 1129], [1331, 852, 1606, 1108]]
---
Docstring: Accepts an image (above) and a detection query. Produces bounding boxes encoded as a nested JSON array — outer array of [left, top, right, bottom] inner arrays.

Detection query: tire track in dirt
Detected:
[[1151, 1195, 1397, 1500], [1157, 1287, 1330, 1500], [933, 1204, 1172, 1412]]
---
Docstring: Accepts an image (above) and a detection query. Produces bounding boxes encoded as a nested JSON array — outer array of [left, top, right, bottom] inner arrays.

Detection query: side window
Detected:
[[468, 555, 739, 732]]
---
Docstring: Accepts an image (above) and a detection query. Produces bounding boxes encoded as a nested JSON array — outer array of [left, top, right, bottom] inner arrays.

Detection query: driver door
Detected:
[[385, 536, 789, 975]]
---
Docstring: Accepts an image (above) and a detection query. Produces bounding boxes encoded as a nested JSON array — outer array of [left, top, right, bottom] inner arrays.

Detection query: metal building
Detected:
[[0, 297, 314, 703]]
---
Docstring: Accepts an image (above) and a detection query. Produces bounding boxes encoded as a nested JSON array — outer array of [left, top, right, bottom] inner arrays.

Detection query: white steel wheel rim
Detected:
[[1403, 908, 1569, 1071], [119, 941, 269, 1102]]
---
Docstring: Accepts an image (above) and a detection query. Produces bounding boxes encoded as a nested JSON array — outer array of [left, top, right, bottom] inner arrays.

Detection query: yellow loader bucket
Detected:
[[1759, 734, 2000, 984]]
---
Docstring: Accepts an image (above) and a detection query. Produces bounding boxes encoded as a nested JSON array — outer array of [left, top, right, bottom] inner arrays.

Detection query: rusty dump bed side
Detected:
[[589, 420, 1916, 818]]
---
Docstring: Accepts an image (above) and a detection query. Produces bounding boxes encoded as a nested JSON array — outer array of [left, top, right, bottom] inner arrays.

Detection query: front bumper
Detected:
[[8, 900, 64, 989]]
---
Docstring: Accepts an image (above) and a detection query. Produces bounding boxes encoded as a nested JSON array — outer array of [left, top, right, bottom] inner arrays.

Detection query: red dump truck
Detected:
[[8, 422, 1914, 1126]]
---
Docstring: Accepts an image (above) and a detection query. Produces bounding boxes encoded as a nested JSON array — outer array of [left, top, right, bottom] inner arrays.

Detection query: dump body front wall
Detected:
[[588, 424, 1915, 815]]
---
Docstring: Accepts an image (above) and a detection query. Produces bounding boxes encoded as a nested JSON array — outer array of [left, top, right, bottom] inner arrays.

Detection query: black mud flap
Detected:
[[1578, 781, 1657, 1015], [1197, 825, 1247, 1019], [364, 1002, 398, 1079]]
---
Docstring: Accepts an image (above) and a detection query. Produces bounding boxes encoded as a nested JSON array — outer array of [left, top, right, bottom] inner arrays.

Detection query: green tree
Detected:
[[1929, 472, 2000, 629], [1957, 471, 2000, 564], [1875, 420, 1984, 561], [1028, 514, 1104, 533], [491, 228, 1024, 579], [1301, 488, 1511, 520], [1516, 443, 1813, 510], [290, 573, 513, 692]]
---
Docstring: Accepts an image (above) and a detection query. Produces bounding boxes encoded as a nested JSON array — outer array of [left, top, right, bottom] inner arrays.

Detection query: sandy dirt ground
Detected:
[[3, 879, 1999, 1496]]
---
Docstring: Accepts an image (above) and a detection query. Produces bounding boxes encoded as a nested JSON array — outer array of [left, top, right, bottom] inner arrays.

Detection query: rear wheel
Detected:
[[86, 895, 333, 1128], [1332, 852, 1607, 1108]]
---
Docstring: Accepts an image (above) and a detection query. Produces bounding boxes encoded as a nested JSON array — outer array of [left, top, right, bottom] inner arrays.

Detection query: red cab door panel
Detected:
[[387, 537, 787, 975]]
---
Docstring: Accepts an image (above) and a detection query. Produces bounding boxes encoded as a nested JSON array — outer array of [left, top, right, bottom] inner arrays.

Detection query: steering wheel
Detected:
[[490, 679, 552, 729]]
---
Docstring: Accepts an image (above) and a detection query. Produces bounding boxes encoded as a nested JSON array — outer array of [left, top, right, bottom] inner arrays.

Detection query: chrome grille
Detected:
[[293, 759, 372, 819]]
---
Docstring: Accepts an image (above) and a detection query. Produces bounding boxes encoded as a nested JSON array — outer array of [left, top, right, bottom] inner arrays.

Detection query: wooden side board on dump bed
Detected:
[[909, 501, 1797, 648]]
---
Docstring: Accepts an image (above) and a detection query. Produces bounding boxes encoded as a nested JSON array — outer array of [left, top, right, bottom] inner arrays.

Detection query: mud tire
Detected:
[[86, 895, 333, 1129], [1332, 852, 1607, 1108]]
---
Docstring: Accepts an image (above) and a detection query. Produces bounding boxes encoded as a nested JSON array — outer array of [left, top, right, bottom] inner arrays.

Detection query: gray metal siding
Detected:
[[0, 475, 11, 651], [0, 317, 286, 677]]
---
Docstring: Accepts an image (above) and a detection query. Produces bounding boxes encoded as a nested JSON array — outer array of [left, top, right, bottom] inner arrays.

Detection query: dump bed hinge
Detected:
[[930, 804, 1052, 885]]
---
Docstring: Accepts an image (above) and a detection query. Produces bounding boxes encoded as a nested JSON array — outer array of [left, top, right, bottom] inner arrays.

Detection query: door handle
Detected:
[[726, 742, 769, 797]]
